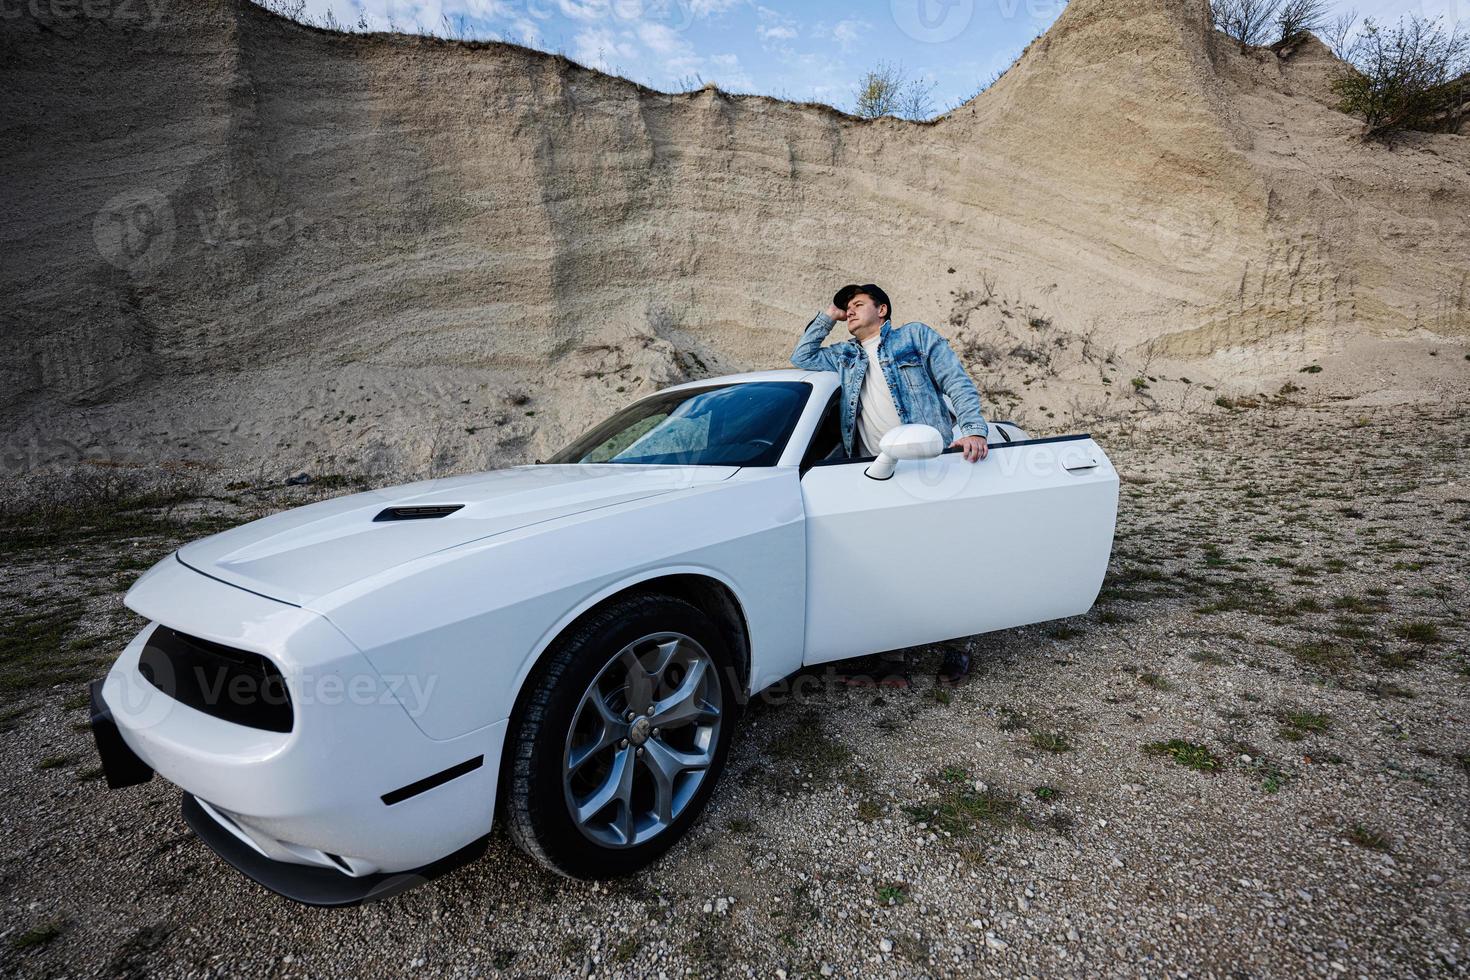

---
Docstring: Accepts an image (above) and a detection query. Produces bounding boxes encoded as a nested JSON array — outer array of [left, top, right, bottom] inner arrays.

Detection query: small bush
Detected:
[[1212, 0, 1326, 48], [1212, 0, 1279, 47], [1275, 0, 1329, 46], [853, 61, 937, 121], [1333, 16, 1470, 138]]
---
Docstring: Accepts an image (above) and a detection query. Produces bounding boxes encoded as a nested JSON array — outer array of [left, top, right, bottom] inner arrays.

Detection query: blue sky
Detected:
[[299, 0, 1462, 115]]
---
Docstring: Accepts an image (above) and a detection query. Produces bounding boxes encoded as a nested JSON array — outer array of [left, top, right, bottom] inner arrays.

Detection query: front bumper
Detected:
[[94, 555, 509, 900], [181, 794, 487, 907]]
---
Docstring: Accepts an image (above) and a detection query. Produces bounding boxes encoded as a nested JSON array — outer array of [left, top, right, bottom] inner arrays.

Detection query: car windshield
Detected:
[[547, 382, 810, 467]]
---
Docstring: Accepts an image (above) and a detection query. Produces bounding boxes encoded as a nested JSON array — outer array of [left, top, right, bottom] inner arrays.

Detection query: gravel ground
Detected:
[[1, 398, 1466, 979]]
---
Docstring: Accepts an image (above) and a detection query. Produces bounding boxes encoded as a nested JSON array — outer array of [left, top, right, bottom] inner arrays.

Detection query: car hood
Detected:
[[175, 464, 738, 606]]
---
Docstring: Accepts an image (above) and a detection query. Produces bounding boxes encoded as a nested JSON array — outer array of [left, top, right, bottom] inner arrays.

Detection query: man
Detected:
[[791, 283, 989, 685], [792, 283, 990, 462]]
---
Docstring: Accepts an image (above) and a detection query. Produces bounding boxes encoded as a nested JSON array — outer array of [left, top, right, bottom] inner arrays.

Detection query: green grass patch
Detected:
[[0, 599, 111, 695], [769, 710, 854, 789], [0, 702, 40, 732], [1291, 640, 1352, 673], [1029, 730, 1072, 753], [995, 707, 1028, 732], [1395, 622, 1442, 644], [10, 918, 68, 951], [876, 882, 909, 905], [1275, 710, 1331, 742], [0, 472, 210, 555], [903, 782, 1027, 838], [1143, 739, 1220, 773], [1137, 671, 1173, 691]]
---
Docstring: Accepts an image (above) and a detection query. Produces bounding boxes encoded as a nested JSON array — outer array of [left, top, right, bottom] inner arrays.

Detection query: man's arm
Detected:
[[919, 325, 989, 441], [791, 309, 843, 372]]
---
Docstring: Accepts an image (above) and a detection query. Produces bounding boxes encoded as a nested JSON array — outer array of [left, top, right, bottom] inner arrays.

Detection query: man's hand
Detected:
[[951, 435, 988, 462], [826, 303, 848, 321]]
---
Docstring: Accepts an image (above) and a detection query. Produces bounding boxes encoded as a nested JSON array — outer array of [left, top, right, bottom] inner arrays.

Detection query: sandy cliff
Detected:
[[1, 0, 1466, 476]]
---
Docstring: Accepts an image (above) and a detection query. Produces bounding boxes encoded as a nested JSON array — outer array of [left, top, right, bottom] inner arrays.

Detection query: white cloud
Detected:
[[571, 26, 638, 70], [754, 4, 799, 54], [831, 18, 870, 52], [636, 19, 703, 76], [558, 0, 608, 21], [506, 15, 543, 45], [706, 51, 754, 89], [687, 0, 742, 14], [637, 20, 685, 53]]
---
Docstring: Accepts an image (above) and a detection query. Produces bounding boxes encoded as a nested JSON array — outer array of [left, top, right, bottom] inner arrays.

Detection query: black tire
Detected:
[[505, 593, 737, 878]]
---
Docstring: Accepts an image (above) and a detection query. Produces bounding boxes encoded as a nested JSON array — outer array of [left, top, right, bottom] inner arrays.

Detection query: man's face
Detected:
[[844, 293, 888, 334]]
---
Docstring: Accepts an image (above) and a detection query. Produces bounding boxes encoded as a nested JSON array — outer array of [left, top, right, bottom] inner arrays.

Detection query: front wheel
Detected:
[[505, 594, 736, 878]]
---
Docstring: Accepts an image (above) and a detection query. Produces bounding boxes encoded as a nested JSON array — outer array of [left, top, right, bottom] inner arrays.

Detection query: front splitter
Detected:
[[181, 794, 488, 907]]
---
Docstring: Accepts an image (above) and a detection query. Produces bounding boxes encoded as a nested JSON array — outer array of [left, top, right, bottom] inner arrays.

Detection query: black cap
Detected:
[[833, 283, 892, 319]]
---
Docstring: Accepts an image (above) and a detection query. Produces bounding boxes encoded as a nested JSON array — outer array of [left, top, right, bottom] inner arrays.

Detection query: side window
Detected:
[[800, 393, 846, 472]]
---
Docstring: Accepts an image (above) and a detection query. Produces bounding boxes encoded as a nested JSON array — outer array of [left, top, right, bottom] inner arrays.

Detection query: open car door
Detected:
[[799, 434, 1118, 665]]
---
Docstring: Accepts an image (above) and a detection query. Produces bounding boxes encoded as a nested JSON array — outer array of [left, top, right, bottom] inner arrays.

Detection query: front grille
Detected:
[[137, 626, 293, 732]]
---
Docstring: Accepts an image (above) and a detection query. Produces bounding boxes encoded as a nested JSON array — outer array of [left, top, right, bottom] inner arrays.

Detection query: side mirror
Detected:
[[865, 424, 945, 480]]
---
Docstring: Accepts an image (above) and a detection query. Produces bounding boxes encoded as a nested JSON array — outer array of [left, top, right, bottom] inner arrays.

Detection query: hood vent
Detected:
[[373, 504, 465, 522]]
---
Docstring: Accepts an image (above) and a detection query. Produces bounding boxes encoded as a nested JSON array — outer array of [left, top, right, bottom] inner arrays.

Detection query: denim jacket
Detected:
[[791, 312, 989, 457]]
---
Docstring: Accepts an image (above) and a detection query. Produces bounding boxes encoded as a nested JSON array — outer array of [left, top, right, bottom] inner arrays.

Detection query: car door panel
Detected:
[[799, 436, 1118, 665]]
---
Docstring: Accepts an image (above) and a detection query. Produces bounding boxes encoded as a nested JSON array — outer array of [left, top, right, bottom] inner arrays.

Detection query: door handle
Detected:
[[1063, 457, 1099, 472]]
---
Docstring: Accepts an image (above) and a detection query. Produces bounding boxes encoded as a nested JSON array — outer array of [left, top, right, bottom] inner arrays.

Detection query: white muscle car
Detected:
[[89, 369, 1118, 905]]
